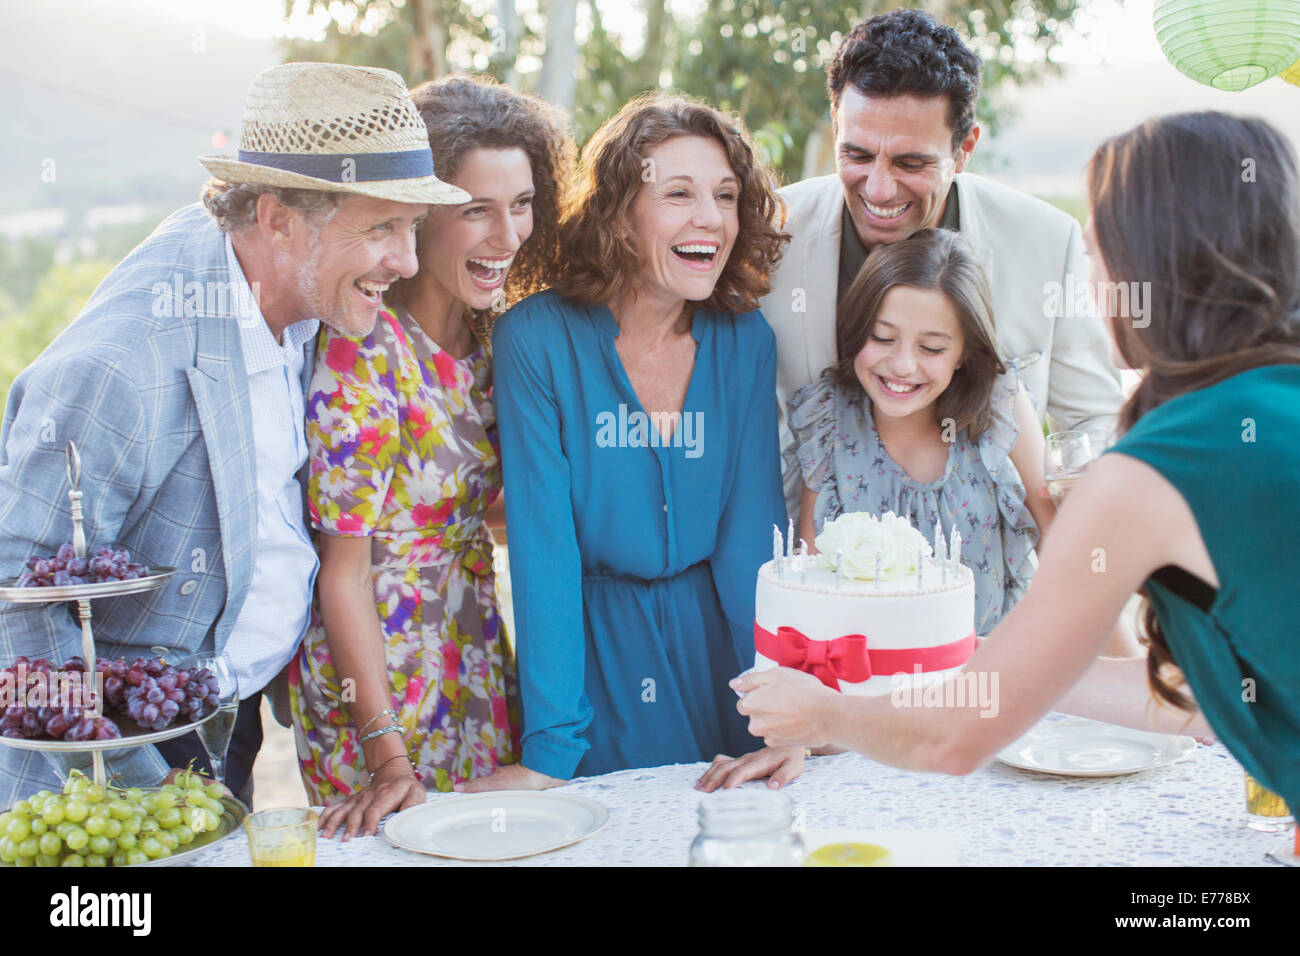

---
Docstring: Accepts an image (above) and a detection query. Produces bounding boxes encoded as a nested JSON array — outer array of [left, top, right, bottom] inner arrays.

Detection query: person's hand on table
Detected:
[[454, 763, 566, 792], [318, 760, 425, 841], [732, 667, 837, 749], [695, 745, 807, 792]]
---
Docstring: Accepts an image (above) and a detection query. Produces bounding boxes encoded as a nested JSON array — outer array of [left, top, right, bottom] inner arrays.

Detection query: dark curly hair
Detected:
[[387, 75, 575, 333], [1087, 111, 1300, 712], [831, 229, 1004, 440], [827, 9, 983, 152], [554, 93, 789, 313]]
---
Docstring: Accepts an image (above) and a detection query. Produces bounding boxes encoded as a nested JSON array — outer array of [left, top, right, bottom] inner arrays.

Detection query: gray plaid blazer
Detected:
[[0, 203, 315, 804]]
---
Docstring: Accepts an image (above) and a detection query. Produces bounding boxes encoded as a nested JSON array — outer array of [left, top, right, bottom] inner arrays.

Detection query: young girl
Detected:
[[790, 228, 1052, 637]]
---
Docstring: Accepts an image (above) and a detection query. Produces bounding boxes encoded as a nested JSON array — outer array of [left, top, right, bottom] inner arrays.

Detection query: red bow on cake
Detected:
[[753, 622, 976, 692]]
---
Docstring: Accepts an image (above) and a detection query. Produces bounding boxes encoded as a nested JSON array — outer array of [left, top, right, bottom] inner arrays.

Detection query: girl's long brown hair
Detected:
[[1086, 112, 1300, 709]]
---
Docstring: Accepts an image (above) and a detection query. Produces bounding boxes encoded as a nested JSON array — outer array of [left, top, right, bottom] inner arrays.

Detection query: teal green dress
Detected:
[[493, 290, 786, 779], [1107, 365, 1300, 813]]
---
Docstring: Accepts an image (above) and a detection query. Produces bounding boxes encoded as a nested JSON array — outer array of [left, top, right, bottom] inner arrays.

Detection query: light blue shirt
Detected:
[[223, 235, 318, 699]]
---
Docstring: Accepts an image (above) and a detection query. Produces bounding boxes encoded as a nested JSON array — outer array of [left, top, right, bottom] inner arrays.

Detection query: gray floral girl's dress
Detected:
[[789, 369, 1039, 636]]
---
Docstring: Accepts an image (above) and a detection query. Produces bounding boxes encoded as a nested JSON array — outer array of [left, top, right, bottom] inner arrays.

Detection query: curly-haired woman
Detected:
[[289, 76, 575, 836], [462, 95, 790, 791]]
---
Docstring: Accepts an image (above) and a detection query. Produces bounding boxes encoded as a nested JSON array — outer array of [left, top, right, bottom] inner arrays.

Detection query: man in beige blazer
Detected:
[[761, 9, 1123, 517]]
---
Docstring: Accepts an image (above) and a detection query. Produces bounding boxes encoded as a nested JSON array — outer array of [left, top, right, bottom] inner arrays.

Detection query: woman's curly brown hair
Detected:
[[554, 93, 789, 313], [387, 75, 575, 334]]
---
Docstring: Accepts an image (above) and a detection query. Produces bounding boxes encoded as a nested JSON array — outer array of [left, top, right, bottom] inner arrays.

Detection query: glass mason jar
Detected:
[[687, 790, 806, 866]]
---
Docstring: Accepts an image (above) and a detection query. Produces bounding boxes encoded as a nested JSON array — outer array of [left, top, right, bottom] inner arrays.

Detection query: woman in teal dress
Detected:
[[461, 95, 789, 788], [728, 112, 1300, 815]]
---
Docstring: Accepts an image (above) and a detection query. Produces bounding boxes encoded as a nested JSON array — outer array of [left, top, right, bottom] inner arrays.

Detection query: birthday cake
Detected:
[[754, 512, 976, 696]]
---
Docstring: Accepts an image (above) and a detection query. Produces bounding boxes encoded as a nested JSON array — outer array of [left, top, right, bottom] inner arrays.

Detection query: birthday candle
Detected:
[[935, 518, 948, 584], [773, 524, 783, 577], [950, 529, 963, 572], [787, 518, 795, 560]]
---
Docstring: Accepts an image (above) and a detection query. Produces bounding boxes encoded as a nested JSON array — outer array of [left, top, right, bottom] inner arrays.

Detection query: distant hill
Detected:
[[0, 0, 278, 217]]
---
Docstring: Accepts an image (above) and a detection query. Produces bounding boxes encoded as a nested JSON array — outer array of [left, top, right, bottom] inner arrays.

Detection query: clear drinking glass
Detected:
[[687, 790, 806, 866], [195, 656, 239, 785], [1244, 770, 1294, 833], [1044, 430, 1095, 505], [245, 808, 317, 867]]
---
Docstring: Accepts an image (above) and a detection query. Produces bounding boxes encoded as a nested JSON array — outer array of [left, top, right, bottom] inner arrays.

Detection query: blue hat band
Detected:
[[236, 149, 435, 183]]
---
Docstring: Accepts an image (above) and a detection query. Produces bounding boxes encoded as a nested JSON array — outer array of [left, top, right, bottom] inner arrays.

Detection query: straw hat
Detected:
[[198, 62, 469, 205]]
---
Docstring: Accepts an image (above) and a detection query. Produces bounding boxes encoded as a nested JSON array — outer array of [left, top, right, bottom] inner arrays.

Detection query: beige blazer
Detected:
[[760, 172, 1124, 516]]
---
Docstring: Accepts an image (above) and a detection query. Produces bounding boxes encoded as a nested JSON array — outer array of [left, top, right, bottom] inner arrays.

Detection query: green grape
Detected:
[[202, 808, 221, 832], [88, 835, 113, 856], [11, 857, 32, 867], [84, 854, 108, 868], [17, 837, 39, 858], [0, 838, 16, 863], [184, 806, 206, 831], [89, 803, 112, 819], [155, 830, 179, 851], [173, 824, 195, 846], [28, 795, 46, 813], [40, 802, 64, 826], [124, 787, 143, 802], [66, 776, 90, 796], [6, 818, 31, 842], [65, 827, 89, 852], [84, 816, 107, 837], [111, 851, 129, 866], [33, 789, 52, 802], [30, 818, 48, 837], [108, 801, 133, 821], [139, 817, 160, 835], [120, 815, 141, 836], [156, 807, 182, 829], [85, 785, 106, 804], [60, 855, 86, 867], [35, 853, 59, 867], [116, 832, 137, 850], [64, 800, 89, 823], [103, 819, 123, 839], [38, 832, 62, 857], [153, 791, 178, 810], [125, 849, 148, 866], [10, 800, 31, 816], [0, 811, 12, 830], [139, 795, 158, 814], [140, 837, 164, 859], [55, 822, 76, 839]]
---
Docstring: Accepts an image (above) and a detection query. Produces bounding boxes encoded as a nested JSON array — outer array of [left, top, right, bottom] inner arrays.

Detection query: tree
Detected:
[[281, 0, 1085, 180]]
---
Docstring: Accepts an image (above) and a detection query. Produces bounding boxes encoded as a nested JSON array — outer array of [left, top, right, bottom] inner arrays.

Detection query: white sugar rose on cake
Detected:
[[753, 511, 976, 696]]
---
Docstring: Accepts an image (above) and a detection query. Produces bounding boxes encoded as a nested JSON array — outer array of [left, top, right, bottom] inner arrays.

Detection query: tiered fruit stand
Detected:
[[0, 442, 247, 864]]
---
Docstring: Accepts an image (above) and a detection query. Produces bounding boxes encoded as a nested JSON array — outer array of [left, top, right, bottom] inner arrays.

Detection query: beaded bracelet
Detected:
[[359, 724, 402, 744], [357, 709, 398, 737]]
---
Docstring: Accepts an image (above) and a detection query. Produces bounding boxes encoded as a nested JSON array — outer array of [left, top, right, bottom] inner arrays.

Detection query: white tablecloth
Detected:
[[194, 721, 1289, 866]]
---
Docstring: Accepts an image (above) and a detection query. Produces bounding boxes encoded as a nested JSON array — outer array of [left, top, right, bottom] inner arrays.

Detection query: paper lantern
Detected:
[[1282, 57, 1300, 84], [1154, 0, 1300, 91]]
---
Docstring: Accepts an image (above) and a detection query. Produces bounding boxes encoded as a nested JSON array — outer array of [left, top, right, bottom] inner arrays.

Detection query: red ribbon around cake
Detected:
[[753, 622, 977, 691]]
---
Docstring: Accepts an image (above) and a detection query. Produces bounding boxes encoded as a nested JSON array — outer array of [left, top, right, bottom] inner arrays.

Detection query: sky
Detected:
[[117, 0, 1169, 63]]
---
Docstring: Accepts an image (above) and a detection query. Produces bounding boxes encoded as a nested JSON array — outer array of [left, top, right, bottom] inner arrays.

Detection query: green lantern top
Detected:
[[1155, 0, 1300, 91]]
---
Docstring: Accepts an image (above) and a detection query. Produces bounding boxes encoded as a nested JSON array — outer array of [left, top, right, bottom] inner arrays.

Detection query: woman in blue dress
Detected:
[[461, 95, 789, 788]]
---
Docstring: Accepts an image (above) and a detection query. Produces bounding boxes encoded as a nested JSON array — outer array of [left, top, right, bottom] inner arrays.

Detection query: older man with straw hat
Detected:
[[0, 62, 467, 811]]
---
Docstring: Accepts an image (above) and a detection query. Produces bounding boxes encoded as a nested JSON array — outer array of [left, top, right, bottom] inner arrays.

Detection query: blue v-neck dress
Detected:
[[493, 289, 786, 779]]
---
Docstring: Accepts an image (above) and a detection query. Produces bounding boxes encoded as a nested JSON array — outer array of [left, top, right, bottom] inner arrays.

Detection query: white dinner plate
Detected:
[[996, 717, 1197, 777], [384, 792, 610, 861]]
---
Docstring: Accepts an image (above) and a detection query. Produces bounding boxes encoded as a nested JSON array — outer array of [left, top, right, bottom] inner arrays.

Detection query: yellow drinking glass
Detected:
[[244, 808, 317, 867], [1244, 772, 1293, 833]]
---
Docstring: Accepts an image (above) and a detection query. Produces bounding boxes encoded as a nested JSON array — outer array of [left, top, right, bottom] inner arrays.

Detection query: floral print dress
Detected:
[[789, 369, 1039, 636], [289, 306, 520, 802]]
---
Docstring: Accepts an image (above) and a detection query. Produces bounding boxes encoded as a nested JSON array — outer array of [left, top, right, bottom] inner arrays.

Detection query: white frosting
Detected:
[[753, 559, 976, 696]]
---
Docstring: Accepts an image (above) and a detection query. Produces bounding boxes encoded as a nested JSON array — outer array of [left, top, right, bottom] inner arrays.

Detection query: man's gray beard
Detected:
[[295, 221, 348, 332]]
